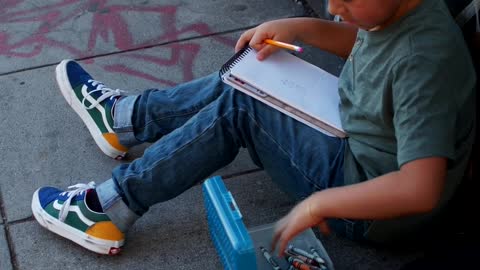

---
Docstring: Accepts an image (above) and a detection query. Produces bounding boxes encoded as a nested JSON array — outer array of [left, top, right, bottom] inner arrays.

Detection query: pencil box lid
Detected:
[[202, 176, 257, 270]]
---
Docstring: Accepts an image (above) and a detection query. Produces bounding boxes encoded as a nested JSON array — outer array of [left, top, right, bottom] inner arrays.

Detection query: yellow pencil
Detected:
[[264, 39, 304, 53]]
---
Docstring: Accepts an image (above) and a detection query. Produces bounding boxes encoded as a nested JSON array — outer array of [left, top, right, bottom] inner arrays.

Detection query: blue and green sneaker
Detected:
[[31, 182, 124, 255], [56, 60, 128, 159]]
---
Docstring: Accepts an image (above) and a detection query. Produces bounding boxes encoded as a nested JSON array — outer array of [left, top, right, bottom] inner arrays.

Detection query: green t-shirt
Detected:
[[339, 0, 476, 241]]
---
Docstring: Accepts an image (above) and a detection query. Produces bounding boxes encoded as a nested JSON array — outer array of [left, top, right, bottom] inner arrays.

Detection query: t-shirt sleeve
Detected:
[[392, 55, 456, 167]]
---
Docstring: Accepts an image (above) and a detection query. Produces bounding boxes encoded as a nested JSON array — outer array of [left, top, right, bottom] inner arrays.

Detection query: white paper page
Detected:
[[230, 49, 343, 131], [223, 73, 338, 137]]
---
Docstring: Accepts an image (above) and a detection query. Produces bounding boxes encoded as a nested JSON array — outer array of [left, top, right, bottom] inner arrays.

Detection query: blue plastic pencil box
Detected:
[[202, 176, 257, 270]]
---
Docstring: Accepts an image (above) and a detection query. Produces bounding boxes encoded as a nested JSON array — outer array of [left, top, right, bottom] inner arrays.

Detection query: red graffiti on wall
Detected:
[[0, 0, 235, 84]]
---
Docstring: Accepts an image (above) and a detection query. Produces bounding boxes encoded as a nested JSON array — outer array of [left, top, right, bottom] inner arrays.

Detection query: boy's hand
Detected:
[[235, 19, 298, 61], [270, 192, 331, 256]]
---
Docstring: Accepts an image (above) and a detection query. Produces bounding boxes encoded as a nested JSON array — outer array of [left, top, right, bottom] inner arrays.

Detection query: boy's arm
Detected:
[[313, 157, 446, 219], [271, 157, 447, 255], [236, 18, 358, 60], [292, 18, 359, 58]]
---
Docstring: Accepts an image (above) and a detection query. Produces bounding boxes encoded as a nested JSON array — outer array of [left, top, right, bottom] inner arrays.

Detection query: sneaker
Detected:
[[56, 60, 128, 160], [31, 182, 124, 255]]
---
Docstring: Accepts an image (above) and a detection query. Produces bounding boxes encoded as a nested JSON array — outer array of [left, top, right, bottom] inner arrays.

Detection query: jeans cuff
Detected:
[[113, 95, 140, 147], [96, 178, 139, 233]]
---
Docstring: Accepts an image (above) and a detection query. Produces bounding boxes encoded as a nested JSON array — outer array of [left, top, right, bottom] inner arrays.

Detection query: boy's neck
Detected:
[[372, 0, 423, 31]]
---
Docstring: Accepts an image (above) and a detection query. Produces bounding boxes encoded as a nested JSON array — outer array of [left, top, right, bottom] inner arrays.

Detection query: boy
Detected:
[[31, 0, 476, 257]]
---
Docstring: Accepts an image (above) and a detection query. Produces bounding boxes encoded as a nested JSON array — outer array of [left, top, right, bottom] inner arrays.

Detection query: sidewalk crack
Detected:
[[0, 188, 19, 270]]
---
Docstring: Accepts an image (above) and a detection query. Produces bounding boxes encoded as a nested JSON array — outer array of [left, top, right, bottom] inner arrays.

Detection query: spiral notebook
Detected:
[[220, 46, 346, 137]]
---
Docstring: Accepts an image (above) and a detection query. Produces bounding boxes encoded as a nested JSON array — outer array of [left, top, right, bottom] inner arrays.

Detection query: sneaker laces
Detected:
[[58, 181, 96, 222], [82, 80, 125, 110]]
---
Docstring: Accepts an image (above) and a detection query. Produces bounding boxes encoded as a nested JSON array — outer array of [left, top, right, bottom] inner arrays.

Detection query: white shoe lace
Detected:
[[82, 79, 125, 110], [58, 181, 96, 222]]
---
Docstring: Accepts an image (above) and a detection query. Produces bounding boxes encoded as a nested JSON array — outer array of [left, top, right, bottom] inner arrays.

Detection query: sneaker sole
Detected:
[[56, 60, 126, 160], [31, 189, 123, 255]]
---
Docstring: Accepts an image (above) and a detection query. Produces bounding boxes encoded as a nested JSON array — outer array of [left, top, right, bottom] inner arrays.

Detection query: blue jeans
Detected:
[[96, 73, 355, 237]]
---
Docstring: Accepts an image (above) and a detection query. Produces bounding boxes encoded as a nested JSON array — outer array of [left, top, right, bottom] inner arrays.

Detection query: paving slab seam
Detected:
[[6, 216, 35, 226], [0, 190, 6, 225], [221, 168, 264, 180], [0, 189, 19, 270], [0, 25, 258, 78]]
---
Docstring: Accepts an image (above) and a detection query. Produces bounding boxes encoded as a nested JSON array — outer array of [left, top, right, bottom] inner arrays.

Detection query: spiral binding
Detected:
[[219, 46, 254, 77]]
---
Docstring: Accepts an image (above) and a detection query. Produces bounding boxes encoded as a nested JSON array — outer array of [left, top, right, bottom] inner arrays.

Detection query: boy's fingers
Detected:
[[274, 220, 301, 257], [276, 225, 297, 258], [248, 30, 273, 53], [256, 45, 279, 61], [270, 231, 281, 255], [235, 28, 255, 52], [271, 230, 288, 257], [270, 218, 285, 252], [234, 37, 247, 52]]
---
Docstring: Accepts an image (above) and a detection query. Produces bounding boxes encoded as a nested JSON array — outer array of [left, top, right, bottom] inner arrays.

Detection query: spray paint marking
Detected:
[[0, 0, 236, 84]]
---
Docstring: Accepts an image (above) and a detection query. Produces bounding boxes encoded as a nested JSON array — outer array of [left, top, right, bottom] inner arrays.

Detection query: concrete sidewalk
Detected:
[[1, 1, 420, 269]]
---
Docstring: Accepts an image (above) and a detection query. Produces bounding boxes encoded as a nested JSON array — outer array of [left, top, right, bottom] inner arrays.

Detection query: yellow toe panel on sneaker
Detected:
[[103, 133, 128, 152], [86, 221, 125, 241]]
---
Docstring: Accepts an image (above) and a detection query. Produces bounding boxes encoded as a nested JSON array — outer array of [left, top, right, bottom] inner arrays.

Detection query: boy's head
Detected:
[[328, 0, 423, 30]]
